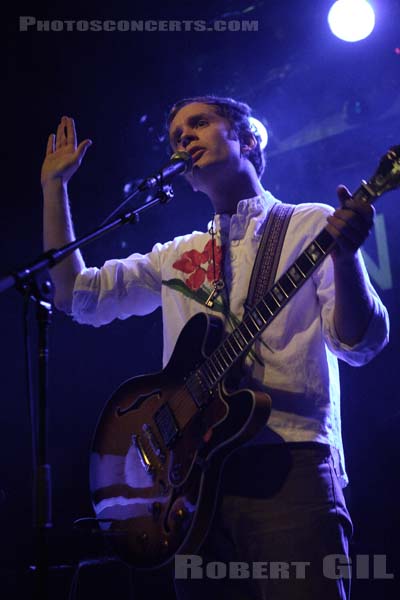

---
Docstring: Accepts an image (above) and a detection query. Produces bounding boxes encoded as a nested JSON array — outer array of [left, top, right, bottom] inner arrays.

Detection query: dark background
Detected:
[[2, 0, 400, 598]]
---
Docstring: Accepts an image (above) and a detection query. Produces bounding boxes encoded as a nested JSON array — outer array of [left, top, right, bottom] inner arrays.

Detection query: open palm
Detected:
[[41, 116, 92, 186]]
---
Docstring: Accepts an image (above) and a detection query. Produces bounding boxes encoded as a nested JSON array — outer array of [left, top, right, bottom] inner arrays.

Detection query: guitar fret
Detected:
[[253, 305, 267, 329], [258, 302, 273, 322], [232, 329, 246, 350], [272, 283, 287, 304], [202, 361, 215, 382], [199, 365, 213, 388], [278, 282, 289, 297], [219, 345, 233, 366], [223, 340, 236, 362], [268, 286, 283, 312], [244, 315, 259, 337], [316, 228, 335, 253], [279, 273, 295, 296], [229, 334, 243, 354], [206, 360, 219, 382], [286, 273, 296, 287], [240, 323, 253, 344], [295, 253, 314, 275], [305, 241, 324, 264], [266, 291, 281, 311], [213, 352, 225, 374], [214, 353, 226, 377], [205, 365, 218, 386], [215, 348, 229, 369], [262, 296, 276, 316], [248, 309, 264, 335], [288, 264, 304, 284]]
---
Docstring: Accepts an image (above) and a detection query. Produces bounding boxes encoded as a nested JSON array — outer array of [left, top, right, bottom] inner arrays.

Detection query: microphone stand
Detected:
[[0, 182, 174, 599]]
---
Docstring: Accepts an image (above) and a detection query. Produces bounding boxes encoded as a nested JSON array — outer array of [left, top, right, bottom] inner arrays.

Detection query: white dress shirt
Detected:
[[72, 191, 389, 486]]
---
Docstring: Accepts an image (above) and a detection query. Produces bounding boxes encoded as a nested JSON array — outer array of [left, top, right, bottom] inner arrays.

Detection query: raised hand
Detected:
[[327, 184, 375, 261], [41, 116, 92, 187]]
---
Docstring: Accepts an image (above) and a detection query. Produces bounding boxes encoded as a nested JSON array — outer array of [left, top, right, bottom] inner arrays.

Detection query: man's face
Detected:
[[168, 102, 242, 188]]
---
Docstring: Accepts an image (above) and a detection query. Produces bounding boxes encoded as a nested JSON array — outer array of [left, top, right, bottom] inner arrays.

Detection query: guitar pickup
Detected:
[[154, 403, 180, 448], [185, 371, 210, 408]]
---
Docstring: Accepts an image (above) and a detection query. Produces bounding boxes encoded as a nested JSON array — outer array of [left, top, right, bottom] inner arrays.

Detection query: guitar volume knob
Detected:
[[174, 507, 186, 520]]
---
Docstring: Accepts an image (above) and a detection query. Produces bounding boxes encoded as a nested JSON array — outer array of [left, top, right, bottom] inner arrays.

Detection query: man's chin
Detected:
[[189, 155, 219, 177], [184, 155, 226, 192]]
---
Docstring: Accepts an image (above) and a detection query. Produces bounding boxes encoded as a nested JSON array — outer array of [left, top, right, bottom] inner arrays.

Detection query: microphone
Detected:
[[138, 151, 193, 191]]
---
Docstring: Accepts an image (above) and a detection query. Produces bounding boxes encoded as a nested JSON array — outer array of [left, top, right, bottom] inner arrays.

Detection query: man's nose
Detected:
[[181, 133, 197, 149]]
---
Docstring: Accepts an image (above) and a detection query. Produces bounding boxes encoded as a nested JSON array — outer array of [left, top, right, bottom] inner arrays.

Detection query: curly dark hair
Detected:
[[166, 95, 266, 179]]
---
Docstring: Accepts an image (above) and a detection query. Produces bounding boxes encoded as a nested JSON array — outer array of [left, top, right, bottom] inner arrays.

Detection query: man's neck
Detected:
[[207, 171, 265, 215]]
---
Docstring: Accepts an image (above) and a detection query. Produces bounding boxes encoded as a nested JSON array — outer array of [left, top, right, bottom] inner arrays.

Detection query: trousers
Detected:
[[174, 442, 353, 600]]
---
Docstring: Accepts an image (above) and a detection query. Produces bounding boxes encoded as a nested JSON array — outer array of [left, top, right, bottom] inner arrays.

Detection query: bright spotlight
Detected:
[[328, 0, 375, 42], [249, 117, 268, 150]]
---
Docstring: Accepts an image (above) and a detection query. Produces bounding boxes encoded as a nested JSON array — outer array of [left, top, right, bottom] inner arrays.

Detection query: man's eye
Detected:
[[197, 119, 208, 127]]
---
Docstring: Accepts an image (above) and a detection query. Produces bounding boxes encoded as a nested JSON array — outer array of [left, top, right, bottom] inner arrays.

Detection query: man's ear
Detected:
[[240, 131, 257, 155]]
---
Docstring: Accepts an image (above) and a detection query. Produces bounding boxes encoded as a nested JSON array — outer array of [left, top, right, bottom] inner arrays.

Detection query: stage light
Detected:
[[328, 0, 375, 42], [249, 117, 268, 150]]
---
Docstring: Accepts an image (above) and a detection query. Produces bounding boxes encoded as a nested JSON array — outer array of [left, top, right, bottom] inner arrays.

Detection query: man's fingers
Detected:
[[46, 133, 55, 156], [55, 121, 64, 150], [66, 116, 77, 147], [336, 184, 352, 202], [76, 139, 92, 162], [53, 116, 84, 155], [327, 216, 368, 241], [329, 206, 374, 230], [327, 207, 373, 252], [327, 223, 367, 252], [56, 117, 69, 148]]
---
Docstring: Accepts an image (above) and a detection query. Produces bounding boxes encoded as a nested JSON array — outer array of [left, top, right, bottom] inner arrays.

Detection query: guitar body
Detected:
[[90, 312, 272, 569]]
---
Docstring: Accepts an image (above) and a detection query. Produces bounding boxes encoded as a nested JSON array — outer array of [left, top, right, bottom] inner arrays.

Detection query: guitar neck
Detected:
[[197, 179, 380, 391]]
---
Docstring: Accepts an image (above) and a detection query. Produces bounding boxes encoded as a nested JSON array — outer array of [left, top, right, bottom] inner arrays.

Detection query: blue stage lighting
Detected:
[[328, 0, 375, 42]]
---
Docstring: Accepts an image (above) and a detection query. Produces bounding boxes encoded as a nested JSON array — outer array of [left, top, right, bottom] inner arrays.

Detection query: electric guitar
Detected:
[[89, 146, 400, 569]]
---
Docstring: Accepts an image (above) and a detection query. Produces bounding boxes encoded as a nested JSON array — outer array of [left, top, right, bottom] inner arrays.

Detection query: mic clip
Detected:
[[156, 184, 174, 204]]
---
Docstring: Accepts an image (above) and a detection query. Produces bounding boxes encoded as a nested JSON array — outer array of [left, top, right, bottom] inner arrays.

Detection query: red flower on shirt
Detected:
[[172, 239, 222, 291]]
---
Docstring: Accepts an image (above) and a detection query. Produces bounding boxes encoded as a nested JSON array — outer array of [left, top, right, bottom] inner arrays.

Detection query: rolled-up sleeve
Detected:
[[315, 249, 390, 367], [71, 244, 163, 327]]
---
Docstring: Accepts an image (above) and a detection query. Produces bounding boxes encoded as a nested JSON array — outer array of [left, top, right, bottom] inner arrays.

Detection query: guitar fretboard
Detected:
[[199, 227, 335, 388]]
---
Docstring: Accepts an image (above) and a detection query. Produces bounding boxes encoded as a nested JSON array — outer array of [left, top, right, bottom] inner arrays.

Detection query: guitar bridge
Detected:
[[142, 424, 166, 463], [132, 434, 154, 473]]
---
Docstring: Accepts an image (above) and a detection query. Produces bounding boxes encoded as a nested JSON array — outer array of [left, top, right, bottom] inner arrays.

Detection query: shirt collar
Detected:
[[208, 190, 280, 241]]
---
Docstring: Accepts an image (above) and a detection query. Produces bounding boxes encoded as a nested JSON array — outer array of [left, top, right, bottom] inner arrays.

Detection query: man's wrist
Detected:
[[331, 248, 359, 268], [42, 177, 68, 195]]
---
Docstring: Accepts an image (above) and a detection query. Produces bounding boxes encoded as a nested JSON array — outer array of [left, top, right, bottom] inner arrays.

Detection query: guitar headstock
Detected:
[[366, 145, 400, 198]]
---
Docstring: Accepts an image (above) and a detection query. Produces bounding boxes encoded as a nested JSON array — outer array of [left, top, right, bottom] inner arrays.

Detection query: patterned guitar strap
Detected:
[[229, 201, 295, 382], [246, 201, 295, 310]]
